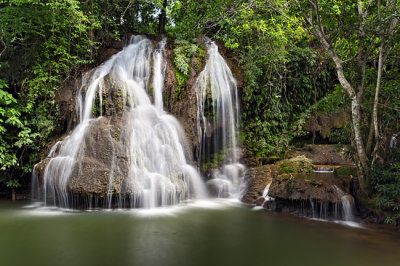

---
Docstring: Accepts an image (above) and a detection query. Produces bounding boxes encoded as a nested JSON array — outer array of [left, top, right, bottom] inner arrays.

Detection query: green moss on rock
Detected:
[[279, 155, 313, 174]]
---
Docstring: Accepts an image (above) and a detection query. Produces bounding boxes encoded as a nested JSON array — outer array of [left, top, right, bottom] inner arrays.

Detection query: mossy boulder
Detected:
[[268, 173, 343, 203], [241, 156, 313, 206], [279, 155, 313, 174]]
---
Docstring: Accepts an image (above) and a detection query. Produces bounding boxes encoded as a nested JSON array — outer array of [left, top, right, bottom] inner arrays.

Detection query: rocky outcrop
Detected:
[[241, 165, 277, 205], [242, 155, 356, 219], [241, 156, 314, 205], [68, 116, 128, 195], [35, 72, 131, 197], [306, 111, 350, 138], [267, 173, 348, 203], [294, 144, 353, 165], [163, 47, 202, 161], [264, 171, 355, 219]]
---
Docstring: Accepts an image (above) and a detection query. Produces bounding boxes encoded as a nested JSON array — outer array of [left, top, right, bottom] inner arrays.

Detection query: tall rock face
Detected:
[[163, 40, 243, 165], [33, 36, 242, 208], [163, 47, 204, 163], [35, 73, 131, 197]]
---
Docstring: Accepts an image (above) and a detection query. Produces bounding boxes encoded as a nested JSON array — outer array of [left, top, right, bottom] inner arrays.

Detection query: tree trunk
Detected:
[[351, 95, 369, 191], [372, 0, 384, 166], [371, 41, 384, 166], [366, 116, 374, 154], [11, 188, 16, 201], [312, 65, 317, 145], [158, 0, 168, 35], [312, 28, 369, 193]]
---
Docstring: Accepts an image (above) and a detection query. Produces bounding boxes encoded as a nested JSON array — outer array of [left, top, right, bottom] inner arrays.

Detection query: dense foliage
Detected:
[[172, 39, 205, 100], [371, 163, 400, 225], [0, 0, 94, 194]]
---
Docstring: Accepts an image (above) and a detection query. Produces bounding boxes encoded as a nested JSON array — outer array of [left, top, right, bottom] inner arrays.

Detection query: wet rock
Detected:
[[241, 154, 356, 220], [163, 46, 205, 163], [99, 48, 120, 62], [68, 117, 128, 196], [206, 179, 231, 198], [34, 158, 51, 185], [263, 168, 358, 221], [35, 71, 131, 197], [255, 197, 265, 206], [268, 173, 344, 203], [241, 156, 313, 205], [241, 165, 277, 204]]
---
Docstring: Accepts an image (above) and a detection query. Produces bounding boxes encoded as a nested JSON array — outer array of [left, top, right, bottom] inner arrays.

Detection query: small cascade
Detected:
[[254, 183, 274, 207], [31, 165, 39, 202], [262, 183, 273, 202], [195, 40, 245, 198], [313, 166, 334, 173], [333, 185, 355, 221], [390, 135, 397, 149], [389, 134, 399, 163], [35, 36, 207, 209]]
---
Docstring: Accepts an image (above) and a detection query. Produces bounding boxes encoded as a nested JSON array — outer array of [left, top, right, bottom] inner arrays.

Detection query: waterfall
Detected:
[[262, 184, 273, 201], [195, 40, 245, 198], [390, 135, 397, 149], [37, 36, 206, 208], [333, 185, 355, 221], [152, 38, 167, 111]]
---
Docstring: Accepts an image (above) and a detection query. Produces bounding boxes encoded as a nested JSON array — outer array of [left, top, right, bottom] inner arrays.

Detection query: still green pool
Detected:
[[0, 200, 399, 266]]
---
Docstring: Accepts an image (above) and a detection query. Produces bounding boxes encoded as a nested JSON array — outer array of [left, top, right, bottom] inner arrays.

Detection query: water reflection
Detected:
[[0, 200, 399, 266]]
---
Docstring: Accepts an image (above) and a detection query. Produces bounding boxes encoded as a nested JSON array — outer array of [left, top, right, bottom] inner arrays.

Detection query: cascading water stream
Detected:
[[42, 52, 118, 207], [262, 183, 273, 202], [153, 38, 167, 111], [333, 185, 355, 221], [36, 36, 206, 209], [195, 40, 245, 198]]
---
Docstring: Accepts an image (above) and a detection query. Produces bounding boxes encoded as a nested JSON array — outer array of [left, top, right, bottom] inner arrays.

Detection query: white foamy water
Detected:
[[195, 40, 245, 198], [36, 36, 207, 208], [262, 183, 274, 201], [333, 185, 355, 221]]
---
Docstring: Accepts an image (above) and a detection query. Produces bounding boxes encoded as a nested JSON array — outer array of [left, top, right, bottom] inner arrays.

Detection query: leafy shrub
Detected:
[[370, 163, 400, 225], [173, 39, 200, 100], [316, 85, 348, 114]]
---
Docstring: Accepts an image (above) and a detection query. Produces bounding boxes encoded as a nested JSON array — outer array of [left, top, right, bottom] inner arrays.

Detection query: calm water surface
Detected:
[[0, 200, 399, 266]]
